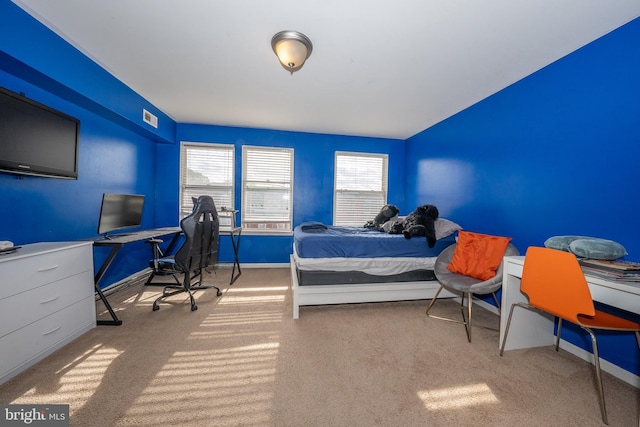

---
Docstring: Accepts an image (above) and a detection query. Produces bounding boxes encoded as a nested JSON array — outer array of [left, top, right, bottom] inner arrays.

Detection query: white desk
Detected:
[[500, 255, 640, 351]]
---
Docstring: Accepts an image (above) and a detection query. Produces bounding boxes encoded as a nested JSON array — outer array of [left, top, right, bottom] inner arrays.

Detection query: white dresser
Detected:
[[0, 241, 96, 385]]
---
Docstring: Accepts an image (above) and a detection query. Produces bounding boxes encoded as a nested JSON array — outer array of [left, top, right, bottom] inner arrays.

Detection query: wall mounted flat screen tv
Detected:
[[0, 86, 80, 179], [98, 193, 145, 237]]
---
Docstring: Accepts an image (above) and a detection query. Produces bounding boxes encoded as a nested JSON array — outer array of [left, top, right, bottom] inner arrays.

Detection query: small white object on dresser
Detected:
[[0, 241, 96, 385]]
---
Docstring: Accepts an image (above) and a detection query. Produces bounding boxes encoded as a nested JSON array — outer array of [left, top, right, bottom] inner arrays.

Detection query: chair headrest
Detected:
[[193, 195, 217, 214]]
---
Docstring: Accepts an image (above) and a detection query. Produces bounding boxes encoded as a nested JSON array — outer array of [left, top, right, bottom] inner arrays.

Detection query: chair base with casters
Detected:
[[499, 246, 640, 425], [152, 267, 222, 311], [425, 242, 519, 342]]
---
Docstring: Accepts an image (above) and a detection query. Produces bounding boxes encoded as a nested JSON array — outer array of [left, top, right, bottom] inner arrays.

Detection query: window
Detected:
[[242, 146, 294, 233], [334, 152, 388, 226], [180, 142, 234, 218]]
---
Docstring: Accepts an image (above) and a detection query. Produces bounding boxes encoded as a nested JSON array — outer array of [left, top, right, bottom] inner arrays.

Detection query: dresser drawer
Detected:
[[0, 270, 94, 338], [0, 244, 92, 300], [0, 296, 96, 383]]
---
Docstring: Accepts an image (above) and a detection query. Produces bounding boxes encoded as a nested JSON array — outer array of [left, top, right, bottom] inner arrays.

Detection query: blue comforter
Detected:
[[294, 225, 456, 258]]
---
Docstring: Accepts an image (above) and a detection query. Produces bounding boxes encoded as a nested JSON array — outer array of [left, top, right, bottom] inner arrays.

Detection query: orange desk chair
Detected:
[[499, 246, 640, 425]]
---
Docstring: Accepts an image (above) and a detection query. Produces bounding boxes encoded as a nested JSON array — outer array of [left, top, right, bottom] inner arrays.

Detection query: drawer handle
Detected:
[[38, 264, 59, 272], [40, 295, 61, 304], [43, 325, 62, 336]]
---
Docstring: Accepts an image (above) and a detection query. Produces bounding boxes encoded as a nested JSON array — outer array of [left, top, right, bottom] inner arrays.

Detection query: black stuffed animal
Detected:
[[388, 204, 439, 247], [364, 204, 399, 231]]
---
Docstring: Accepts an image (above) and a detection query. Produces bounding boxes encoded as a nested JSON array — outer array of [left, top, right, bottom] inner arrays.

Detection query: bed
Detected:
[[290, 219, 461, 318]]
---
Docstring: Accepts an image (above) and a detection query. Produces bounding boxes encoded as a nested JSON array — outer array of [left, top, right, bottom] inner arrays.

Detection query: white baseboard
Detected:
[[472, 296, 639, 389], [558, 339, 640, 389], [225, 262, 289, 268], [473, 297, 500, 315]]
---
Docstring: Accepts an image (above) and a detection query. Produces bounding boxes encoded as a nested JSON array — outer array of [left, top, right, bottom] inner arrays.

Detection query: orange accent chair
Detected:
[[500, 246, 640, 425]]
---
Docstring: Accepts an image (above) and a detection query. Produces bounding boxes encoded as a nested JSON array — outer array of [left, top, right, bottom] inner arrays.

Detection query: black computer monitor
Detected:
[[97, 193, 145, 237]]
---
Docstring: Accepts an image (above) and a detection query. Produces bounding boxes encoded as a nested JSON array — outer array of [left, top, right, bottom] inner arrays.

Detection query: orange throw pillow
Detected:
[[447, 231, 512, 281]]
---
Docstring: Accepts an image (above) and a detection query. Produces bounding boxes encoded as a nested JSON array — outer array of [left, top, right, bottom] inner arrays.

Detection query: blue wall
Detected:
[[158, 124, 406, 263], [0, 1, 405, 280], [1, 1, 638, 376], [406, 18, 640, 376], [0, 3, 174, 144], [0, 2, 175, 286], [0, 67, 163, 286]]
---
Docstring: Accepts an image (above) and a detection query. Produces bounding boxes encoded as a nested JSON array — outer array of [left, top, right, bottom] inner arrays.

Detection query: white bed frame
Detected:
[[290, 255, 456, 319]]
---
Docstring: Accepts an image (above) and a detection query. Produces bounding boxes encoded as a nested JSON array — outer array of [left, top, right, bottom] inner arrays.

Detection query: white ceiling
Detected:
[[12, 0, 640, 140]]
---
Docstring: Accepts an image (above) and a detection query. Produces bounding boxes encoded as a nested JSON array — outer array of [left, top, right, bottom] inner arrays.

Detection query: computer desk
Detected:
[[500, 255, 640, 350], [93, 227, 182, 326]]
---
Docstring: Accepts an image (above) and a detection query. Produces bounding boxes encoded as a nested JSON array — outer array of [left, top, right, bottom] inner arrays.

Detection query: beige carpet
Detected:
[[0, 267, 638, 426]]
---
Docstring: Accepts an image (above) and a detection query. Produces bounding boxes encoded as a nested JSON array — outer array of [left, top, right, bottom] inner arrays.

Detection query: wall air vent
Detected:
[[142, 109, 158, 128]]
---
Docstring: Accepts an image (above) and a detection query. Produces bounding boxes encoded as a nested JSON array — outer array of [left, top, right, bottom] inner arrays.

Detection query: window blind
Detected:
[[242, 146, 294, 232], [334, 152, 388, 226], [180, 142, 234, 217]]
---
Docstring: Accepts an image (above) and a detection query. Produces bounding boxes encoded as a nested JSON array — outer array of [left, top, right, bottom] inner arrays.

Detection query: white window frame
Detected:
[[179, 142, 234, 218], [241, 145, 294, 234], [334, 151, 388, 226]]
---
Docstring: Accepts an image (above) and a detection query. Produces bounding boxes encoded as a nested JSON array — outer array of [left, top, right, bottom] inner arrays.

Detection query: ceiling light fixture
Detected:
[[271, 31, 313, 74]]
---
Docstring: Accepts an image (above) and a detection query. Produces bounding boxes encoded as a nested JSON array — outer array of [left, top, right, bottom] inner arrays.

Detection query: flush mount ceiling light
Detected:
[[271, 31, 313, 74]]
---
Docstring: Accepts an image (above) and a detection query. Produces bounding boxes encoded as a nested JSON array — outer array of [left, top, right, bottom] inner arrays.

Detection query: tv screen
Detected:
[[98, 193, 145, 236], [0, 86, 80, 179]]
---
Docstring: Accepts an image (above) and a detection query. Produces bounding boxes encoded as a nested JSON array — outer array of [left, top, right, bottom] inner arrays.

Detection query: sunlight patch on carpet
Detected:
[[225, 286, 289, 293], [218, 295, 285, 304], [418, 383, 499, 410], [199, 310, 283, 328], [121, 343, 280, 425], [18, 345, 122, 408]]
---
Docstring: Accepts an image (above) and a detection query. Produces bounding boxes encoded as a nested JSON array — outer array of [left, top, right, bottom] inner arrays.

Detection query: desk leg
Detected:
[[94, 245, 123, 326], [95, 285, 122, 326], [229, 229, 242, 285]]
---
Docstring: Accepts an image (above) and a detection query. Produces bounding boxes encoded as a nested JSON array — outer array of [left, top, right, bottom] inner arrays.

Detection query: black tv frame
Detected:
[[0, 86, 80, 179]]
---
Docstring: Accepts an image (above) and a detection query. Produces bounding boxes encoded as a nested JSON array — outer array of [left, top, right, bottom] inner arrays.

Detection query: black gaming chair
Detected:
[[150, 195, 222, 311]]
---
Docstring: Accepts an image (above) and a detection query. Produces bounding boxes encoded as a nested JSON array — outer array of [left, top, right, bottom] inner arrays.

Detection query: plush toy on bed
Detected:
[[388, 204, 439, 247], [363, 204, 399, 231]]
